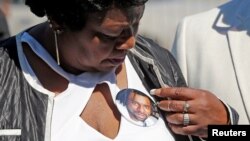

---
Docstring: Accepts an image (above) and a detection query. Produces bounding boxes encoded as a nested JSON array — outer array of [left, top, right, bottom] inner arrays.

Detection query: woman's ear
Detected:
[[47, 17, 64, 34]]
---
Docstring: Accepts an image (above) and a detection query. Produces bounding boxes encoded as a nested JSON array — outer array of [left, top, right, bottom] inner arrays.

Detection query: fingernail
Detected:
[[150, 89, 156, 95]]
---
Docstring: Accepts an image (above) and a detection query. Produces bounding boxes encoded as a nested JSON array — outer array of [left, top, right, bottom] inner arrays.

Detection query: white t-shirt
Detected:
[[17, 32, 175, 141]]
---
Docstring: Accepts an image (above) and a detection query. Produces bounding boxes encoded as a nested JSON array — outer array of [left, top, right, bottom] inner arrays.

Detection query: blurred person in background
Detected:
[[172, 0, 250, 124]]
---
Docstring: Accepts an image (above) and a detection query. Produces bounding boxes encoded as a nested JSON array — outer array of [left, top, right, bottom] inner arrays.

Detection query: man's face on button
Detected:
[[127, 92, 152, 121]]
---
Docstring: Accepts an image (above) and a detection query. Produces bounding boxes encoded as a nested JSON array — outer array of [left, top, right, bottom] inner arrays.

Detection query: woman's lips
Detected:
[[109, 57, 126, 65], [108, 51, 127, 65]]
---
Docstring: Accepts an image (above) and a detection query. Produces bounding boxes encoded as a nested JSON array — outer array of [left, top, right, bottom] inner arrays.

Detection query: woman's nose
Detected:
[[115, 29, 136, 50], [119, 36, 136, 50]]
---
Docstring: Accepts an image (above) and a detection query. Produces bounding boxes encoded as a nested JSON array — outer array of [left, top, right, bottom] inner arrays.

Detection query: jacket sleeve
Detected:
[[136, 34, 187, 87], [221, 100, 239, 124]]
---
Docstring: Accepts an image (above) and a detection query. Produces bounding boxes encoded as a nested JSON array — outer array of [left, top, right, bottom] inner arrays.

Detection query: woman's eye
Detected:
[[97, 32, 118, 42]]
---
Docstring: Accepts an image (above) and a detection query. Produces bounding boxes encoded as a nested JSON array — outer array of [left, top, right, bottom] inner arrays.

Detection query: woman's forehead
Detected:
[[89, 6, 145, 25]]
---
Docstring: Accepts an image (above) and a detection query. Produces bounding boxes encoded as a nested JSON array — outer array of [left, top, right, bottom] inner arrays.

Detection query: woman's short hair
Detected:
[[25, 0, 148, 31]]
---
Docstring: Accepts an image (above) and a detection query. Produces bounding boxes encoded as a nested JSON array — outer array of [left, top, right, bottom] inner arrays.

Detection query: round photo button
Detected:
[[115, 88, 159, 127]]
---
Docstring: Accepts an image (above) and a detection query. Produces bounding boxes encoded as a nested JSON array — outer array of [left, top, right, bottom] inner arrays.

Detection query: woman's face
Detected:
[[59, 6, 145, 73]]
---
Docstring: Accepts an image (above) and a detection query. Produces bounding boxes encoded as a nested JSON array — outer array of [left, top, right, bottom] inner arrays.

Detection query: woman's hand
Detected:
[[150, 87, 228, 138]]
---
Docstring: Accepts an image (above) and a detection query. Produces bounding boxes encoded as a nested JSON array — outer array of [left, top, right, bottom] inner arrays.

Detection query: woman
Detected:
[[0, 0, 237, 141]]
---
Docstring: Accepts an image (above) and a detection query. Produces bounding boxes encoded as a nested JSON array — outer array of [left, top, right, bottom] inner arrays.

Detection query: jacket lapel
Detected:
[[226, 0, 250, 120]]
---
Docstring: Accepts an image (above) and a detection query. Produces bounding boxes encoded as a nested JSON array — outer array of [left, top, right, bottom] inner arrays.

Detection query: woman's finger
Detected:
[[150, 87, 195, 100], [157, 100, 193, 113]]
